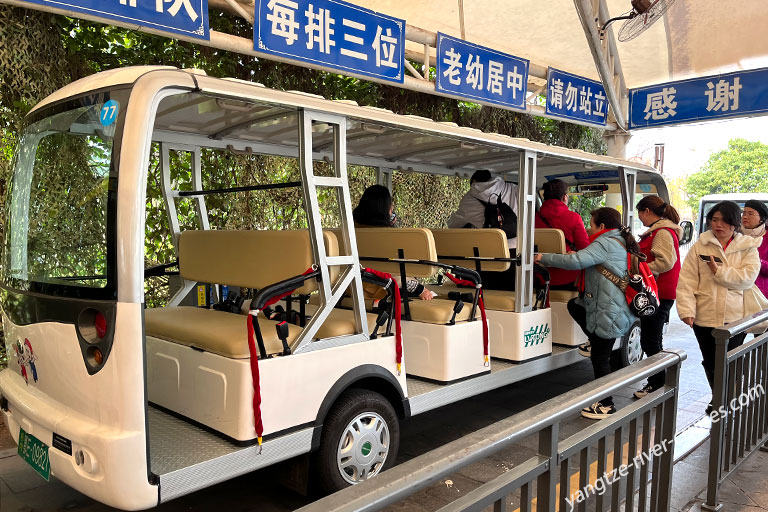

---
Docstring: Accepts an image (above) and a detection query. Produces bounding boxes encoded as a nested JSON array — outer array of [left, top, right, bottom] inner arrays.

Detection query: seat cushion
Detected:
[[145, 307, 301, 358], [435, 284, 515, 312], [405, 298, 478, 324], [479, 290, 516, 311], [314, 309, 382, 339], [550, 289, 578, 302]]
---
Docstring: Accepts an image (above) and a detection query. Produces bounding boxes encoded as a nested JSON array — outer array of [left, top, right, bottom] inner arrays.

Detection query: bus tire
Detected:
[[313, 388, 400, 494], [617, 320, 643, 368]]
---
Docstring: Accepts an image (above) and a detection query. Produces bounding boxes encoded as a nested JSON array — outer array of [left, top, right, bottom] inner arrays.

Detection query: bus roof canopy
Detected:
[[36, 67, 663, 187]]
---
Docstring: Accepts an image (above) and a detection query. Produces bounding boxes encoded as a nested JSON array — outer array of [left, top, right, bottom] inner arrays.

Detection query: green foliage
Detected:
[[685, 138, 768, 211], [0, 4, 610, 311], [569, 194, 606, 228]]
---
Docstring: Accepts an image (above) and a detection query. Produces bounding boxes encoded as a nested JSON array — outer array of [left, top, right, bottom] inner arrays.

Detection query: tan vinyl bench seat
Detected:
[[405, 298, 478, 323], [145, 229, 381, 358], [315, 309, 381, 339], [146, 306, 381, 358], [145, 306, 302, 358], [434, 283, 516, 312], [354, 227, 480, 325], [310, 293, 476, 325]]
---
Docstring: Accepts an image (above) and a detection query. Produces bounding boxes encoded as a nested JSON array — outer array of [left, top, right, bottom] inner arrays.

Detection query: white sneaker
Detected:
[[577, 342, 591, 357], [581, 402, 616, 420]]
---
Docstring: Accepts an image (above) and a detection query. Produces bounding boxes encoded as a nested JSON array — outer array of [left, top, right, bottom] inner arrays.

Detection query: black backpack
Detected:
[[479, 193, 517, 239]]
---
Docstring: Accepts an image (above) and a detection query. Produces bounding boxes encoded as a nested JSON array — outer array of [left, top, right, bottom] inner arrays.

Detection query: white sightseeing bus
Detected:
[[0, 66, 679, 510]]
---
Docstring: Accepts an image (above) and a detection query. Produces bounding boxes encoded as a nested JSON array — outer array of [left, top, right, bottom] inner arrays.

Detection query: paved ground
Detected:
[[668, 419, 768, 512], [0, 312, 731, 511]]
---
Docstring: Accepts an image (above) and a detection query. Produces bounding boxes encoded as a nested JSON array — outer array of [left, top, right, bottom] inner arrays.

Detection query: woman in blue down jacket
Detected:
[[535, 207, 637, 420]]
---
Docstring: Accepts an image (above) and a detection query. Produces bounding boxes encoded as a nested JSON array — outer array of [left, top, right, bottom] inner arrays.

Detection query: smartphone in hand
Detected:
[[699, 254, 723, 263]]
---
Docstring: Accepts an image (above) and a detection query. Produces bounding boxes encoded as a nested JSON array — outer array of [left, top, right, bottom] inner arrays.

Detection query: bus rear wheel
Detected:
[[617, 321, 643, 367], [314, 388, 400, 494]]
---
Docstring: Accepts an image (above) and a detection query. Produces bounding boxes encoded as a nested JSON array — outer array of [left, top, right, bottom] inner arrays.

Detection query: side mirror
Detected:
[[679, 220, 694, 246]]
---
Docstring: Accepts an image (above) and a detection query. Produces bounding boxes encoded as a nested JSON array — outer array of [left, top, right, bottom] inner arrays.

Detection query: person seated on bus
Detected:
[[448, 169, 518, 291], [535, 208, 638, 420], [534, 179, 589, 290], [353, 184, 434, 300], [448, 169, 519, 249]]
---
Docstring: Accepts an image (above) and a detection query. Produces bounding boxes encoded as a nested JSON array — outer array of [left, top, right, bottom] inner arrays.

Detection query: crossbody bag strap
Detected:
[[595, 264, 628, 291]]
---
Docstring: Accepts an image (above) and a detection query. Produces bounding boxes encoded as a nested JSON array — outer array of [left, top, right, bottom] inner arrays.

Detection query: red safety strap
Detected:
[[245, 266, 314, 450], [246, 314, 264, 450], [445, 273, 489, 365], [363, 267, 403, 375]]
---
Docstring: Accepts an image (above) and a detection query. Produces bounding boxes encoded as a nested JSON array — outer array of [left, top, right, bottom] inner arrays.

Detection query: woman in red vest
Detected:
[[633, 195, 683, 398]]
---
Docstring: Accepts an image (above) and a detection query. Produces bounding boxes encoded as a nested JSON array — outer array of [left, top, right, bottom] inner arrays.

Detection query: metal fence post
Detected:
[[536, 423, 559, 512], [704, 330, 730, 512], [655, 352, 681, 512]]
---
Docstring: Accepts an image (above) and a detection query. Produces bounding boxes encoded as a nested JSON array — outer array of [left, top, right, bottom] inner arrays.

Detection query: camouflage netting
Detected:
[[0, 7, 74, 214]]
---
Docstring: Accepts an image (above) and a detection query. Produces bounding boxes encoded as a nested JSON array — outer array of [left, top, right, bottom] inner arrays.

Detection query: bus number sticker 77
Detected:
[[100, 100, 120, 127]]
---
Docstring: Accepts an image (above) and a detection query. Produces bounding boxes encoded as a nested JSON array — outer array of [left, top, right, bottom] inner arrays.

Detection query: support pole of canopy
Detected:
[[573, 0, 629, 131], [605, 133, 633, 224]]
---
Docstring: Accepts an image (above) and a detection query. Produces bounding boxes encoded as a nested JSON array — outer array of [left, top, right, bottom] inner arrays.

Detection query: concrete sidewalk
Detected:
[[671, 417, 768, 512]]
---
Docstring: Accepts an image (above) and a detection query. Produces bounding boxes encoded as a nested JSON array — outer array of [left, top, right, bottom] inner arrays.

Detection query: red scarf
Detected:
[[575, 228, 613, 293]]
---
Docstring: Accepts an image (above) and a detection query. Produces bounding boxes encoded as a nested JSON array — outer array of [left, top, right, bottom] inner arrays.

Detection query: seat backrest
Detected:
[[430, 228, 510, 272], [178, 230, 339, 294], [355, 228, 437, 278], [534, 228, 566, 254]]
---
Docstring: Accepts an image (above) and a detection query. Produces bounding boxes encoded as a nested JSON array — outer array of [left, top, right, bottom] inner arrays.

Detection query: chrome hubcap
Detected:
[[337, 412, 390, 484], [627, 325, 644, 365]]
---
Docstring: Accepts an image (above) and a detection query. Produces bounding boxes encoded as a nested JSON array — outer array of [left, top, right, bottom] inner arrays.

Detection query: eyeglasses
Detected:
[[742, 211, 761, 217]]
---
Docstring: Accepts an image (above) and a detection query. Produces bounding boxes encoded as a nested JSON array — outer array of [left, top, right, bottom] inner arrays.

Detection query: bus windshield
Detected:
[[2, 92, 124, 299]]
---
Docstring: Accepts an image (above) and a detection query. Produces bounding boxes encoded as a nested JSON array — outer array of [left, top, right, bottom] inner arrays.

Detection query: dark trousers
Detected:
[[692, 324, 747, 390], [568, 298, 617, 406], [639, 299, 675, 390]]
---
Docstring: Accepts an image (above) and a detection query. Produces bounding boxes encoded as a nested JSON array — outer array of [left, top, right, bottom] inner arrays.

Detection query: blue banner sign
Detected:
[[255, 0, 404, 83], [629, 67, 768, 129], [22, 0, 209, 39], [436, 33, 529, 111], [545, 68, 608, 126]]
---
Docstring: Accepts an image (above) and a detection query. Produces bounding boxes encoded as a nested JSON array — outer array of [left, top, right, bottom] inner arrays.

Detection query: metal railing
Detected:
[[704, 309, 768, 511], [298, 350, 686, 512]]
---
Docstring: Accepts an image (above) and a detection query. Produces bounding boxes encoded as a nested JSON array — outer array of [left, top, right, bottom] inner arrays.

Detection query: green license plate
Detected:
[[17, 428, 50, 481]]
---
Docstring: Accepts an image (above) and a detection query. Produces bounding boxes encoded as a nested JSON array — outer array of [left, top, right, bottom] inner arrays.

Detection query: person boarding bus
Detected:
[[633, 196, 683, 398], [535, 208, 638, 419]]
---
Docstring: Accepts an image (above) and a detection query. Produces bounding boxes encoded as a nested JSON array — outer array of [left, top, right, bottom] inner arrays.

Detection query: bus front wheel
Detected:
[[314, 388, 400, 494]]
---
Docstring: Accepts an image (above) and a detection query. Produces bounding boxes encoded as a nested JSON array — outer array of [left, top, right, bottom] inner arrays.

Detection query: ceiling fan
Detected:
[[600, 0, 677, 42]]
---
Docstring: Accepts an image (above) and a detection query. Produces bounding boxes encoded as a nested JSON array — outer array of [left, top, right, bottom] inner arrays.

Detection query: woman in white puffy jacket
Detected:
[[677, 201, 761, 410]]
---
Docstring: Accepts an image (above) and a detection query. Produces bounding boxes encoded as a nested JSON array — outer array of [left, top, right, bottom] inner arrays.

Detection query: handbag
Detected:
[[595, 253, 659, 318], [742, 285, 768, 334]]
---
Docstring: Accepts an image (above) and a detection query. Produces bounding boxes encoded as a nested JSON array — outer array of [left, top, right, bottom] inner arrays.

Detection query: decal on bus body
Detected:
[[523, 323, 551, 348]]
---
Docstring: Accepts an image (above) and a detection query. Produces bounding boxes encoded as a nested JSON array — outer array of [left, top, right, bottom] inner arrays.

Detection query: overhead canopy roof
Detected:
[[353, 0, 768, 89]]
